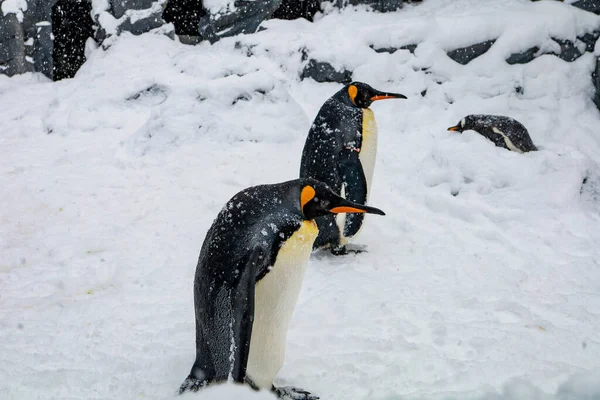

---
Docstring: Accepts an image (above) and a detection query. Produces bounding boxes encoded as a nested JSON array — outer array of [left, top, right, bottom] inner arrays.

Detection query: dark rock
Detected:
[[572, 0, 600, 14], [32, 21, 53, 78], [118, 12, 165, 35], [198, 0, 283, 44], [551, 38, 583, 62], [163, 0, 206, 36], [578, 31, 600, 52], [447, 39, 496, 65], [400, 44, 418, 53], [370, 43, 417, 54], [370, 45, 397, 54], [0, 36, 21, 63], [178, 34, 201, 45], [0, 13, 29, 76], [22, 1, 54, 78], [507, 37, 593, 65], [337, 0, 404, 12], [506, 46, 539, 65], [110, 0, 157, 19], [272, 0, 320, 21], [300, 59, 352, 83]]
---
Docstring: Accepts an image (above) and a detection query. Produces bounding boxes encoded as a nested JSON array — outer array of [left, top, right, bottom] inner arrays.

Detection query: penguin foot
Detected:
[[178, 376, 207, 394], [272, 385, 319, 400], [330, 245, 366, 256], [331, 245, 348, 255]]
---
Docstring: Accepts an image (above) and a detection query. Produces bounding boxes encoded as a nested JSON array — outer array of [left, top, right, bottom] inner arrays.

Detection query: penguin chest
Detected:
[[246, 221, 318, 389], [359, 108, 378, 197]]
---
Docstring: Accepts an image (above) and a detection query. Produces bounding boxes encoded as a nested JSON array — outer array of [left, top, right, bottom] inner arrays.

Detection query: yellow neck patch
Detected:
[[348, 85, 358, 105], [300, 185, 316, 209]]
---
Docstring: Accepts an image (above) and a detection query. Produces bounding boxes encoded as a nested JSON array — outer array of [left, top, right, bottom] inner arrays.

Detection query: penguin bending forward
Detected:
[[179, 178, 385, 399], [300, 82, 406, 255], [448, 114, 537, 153]]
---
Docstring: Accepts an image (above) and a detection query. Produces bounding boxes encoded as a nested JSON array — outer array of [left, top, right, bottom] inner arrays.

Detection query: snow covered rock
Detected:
[[300, 58, 353, 83], [197, 0, 282, 44], [98, 0, 172, 38], [447, 40, 497, 65], [335, 0, 405, 12], [371, 43, 418, 54], [111, 0, 158, 18], [0, 12, 29, 76], [572, 0, 600, 14]]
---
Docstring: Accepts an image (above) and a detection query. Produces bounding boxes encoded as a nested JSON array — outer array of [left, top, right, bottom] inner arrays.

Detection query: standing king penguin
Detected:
[[179, 178, 385, 399], [300, 82, 406, 255]]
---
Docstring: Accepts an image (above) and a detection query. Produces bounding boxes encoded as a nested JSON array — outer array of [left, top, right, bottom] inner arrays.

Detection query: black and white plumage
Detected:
[[300, 82, 407, 255], [448, 114, 538, 153], [178, 178, 385, 399]]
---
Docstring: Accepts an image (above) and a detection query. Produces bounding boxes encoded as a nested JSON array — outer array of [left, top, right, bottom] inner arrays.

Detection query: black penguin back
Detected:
[[467, 115, 537, 152]]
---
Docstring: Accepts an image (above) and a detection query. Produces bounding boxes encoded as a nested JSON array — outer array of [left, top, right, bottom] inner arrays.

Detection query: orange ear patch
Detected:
[[348, 85, 358, 104], [301, 185, 316, 208]]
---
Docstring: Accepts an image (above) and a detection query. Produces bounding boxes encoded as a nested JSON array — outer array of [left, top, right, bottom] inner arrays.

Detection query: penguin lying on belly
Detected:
[[179, 178, 385, 399], [448, 114, 537, 153], [300, 82, 407, 255]]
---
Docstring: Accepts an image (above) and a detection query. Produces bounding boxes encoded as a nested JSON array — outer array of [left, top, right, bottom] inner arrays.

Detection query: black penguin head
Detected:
[[299, 179, 386, 220], [448, 115, 476, 133], [345, 81, 407, 109]]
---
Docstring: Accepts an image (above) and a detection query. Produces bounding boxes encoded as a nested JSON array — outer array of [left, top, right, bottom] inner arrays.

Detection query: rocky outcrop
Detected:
[[197, 0, 282, 44], [506, 47, 539, 65], [0, 13, 31, 76], [370, 44, 417, 54], [197, 0, 422, 44], [447, 39, 496, 65], [572, 0, 600, 14], [335, 0, 404, 12], [300, 58, 353, 83]]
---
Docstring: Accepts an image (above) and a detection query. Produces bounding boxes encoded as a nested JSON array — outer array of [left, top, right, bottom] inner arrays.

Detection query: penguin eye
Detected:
[[313, 197, 319, 202], [320, 199, 330, 208]]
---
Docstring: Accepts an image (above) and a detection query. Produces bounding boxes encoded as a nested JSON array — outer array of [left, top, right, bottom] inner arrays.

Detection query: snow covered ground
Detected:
[[2, 0, 600, 399]]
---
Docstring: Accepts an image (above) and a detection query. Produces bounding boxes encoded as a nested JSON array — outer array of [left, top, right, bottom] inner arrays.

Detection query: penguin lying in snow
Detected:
[[179, 178, 385, 399], [447, 114, 537, 153], [300, 81, 407, 255]]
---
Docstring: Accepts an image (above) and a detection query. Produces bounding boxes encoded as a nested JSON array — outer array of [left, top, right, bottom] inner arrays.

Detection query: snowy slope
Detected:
[[2, 0, 600, 399]]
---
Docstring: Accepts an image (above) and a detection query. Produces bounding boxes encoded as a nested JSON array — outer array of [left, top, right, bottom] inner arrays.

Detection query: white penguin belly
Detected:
[[360, 108, 378, 196], [246, 221, 318, 389]]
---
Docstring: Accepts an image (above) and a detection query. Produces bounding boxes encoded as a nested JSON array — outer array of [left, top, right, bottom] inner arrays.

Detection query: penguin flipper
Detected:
[[229, 246, 263, 383], [181, 247, 262, 394], [339, 148, 368, 238]]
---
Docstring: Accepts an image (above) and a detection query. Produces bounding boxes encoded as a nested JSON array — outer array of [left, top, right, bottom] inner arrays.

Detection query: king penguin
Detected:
[[448, 114, 537, 153], [300, 81, 406, 255], [178, 178, 385, 399]]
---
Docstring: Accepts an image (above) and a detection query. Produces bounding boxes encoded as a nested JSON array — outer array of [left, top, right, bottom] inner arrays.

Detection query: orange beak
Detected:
[[328, 201, 385, 216], [448, 125, 460, 132], [370, 92, 407, 101], [330, 206, 367, 214]]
